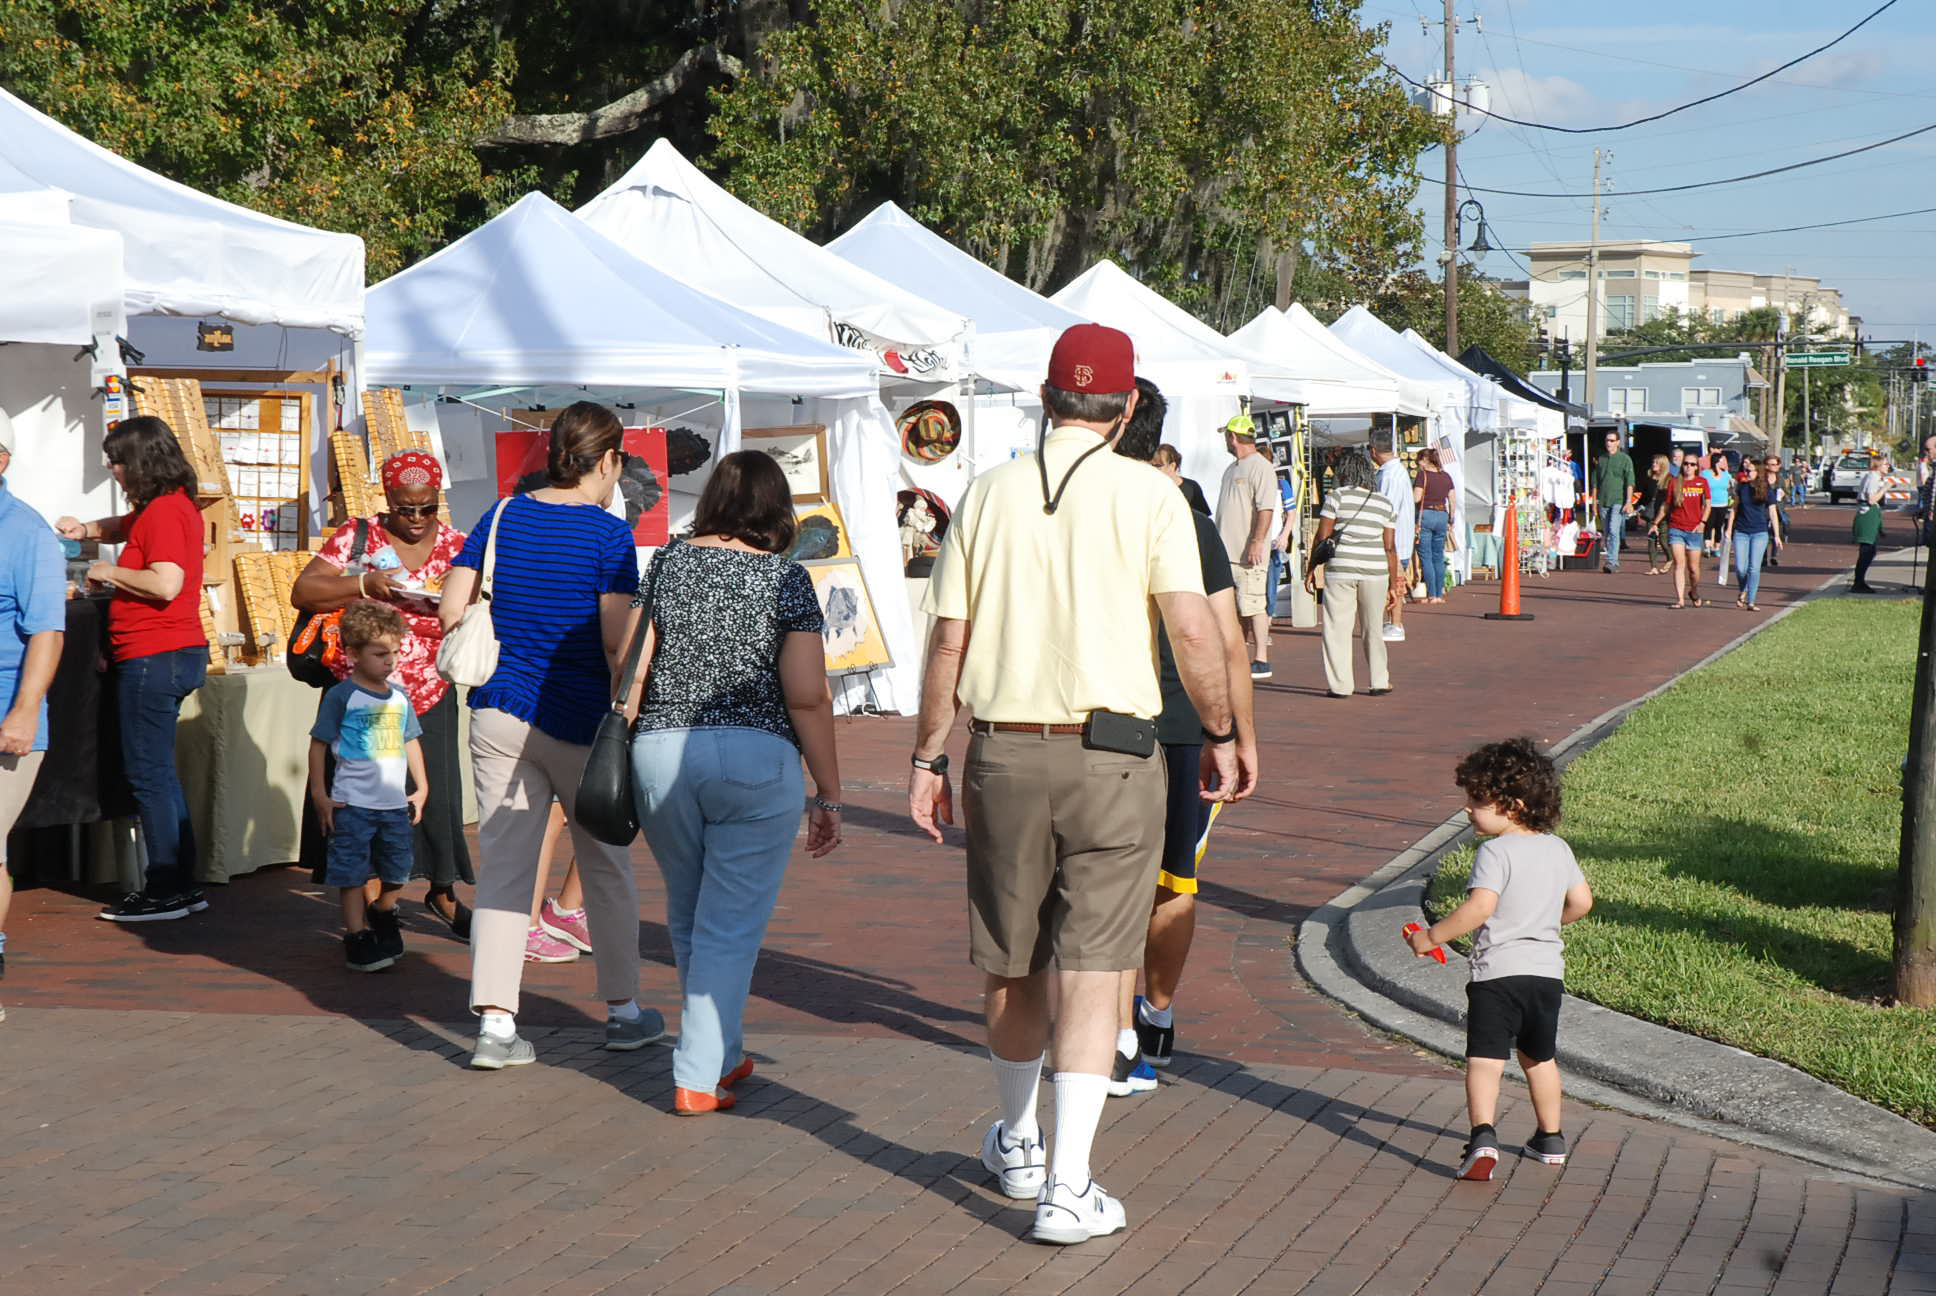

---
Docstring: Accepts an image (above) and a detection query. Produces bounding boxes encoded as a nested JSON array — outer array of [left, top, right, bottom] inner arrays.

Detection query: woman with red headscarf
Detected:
[[293, 451, 472, 941]]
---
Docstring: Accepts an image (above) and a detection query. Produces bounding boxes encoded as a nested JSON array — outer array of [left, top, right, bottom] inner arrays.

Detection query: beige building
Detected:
[[1522, 239, 1856, 342]]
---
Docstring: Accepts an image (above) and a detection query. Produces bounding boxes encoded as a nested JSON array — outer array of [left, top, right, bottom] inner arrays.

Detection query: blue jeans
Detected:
[[323, 805, 415, 887], [1417, 509, 1448, 597], [1602, 505, 1628, 569], [117, 646, 207, 896], [1733, 530, 1771, 604], [631, 726, 803, 1092]]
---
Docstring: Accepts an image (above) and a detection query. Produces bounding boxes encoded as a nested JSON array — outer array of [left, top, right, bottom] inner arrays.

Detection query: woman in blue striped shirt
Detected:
[[440, 402, 662, 1070]]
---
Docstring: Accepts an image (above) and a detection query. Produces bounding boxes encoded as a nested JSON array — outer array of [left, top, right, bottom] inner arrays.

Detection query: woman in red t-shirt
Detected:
[[56, 417, 210, 922], [1650, 455, 1712, 609], [291, 451, 472, 936]]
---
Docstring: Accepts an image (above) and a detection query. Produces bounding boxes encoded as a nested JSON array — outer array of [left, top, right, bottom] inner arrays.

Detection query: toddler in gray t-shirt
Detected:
[[1405, 738, 1594, 1182]]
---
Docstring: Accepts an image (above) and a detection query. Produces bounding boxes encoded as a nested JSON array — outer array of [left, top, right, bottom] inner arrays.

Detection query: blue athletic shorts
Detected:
[[324, 804, 415, 888]]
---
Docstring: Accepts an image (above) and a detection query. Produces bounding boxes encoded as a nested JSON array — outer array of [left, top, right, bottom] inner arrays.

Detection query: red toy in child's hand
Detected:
[[1404, 922, 1447, 963]]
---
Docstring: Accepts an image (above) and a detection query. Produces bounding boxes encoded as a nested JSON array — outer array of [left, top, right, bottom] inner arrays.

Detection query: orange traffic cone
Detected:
[[1483, 498, 1535, 621]]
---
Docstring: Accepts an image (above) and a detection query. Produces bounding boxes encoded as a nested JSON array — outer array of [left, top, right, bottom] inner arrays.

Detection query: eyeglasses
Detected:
[[389, 503, 438, 518]]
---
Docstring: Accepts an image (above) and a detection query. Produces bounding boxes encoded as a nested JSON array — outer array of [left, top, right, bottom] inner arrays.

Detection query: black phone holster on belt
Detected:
[[1081, 710, 1157, 758]]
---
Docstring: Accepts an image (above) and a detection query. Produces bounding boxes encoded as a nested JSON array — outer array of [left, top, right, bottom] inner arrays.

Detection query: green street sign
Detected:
[[1785, 351, 1851, 368]]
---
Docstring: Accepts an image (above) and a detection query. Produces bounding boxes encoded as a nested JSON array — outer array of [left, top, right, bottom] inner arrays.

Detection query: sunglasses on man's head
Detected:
[[389, 502, 438, 518]]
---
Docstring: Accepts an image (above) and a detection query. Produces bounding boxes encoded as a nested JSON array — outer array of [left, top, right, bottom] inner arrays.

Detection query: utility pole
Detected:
[[1582, 149, 1603, 412], [1441, 0, 1459, 355], [1898, 573, 1936, 1007]]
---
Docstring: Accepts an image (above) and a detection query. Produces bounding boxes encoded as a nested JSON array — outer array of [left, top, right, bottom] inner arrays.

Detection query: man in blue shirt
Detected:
[[0, 426, 69, 1019]]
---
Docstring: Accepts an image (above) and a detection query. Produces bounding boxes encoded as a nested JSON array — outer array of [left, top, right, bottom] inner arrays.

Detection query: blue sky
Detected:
[[1372, 0, 1936, 342]]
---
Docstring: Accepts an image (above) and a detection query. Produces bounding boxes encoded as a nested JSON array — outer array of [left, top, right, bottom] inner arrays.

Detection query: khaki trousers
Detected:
[[468, 708, 640, 1015], [1320, 576, 1390, 695], [0, 751, 44, 867]]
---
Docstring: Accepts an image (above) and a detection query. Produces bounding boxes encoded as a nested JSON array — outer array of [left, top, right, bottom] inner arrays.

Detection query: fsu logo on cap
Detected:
[[1073, 364, 1094, 388]]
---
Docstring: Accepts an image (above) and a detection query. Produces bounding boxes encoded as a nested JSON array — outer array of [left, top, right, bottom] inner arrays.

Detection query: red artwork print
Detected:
[[494, 426, 670, 546]]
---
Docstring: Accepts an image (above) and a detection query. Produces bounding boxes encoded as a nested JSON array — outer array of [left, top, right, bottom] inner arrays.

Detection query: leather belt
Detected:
[[972, 721, 1085, 736], [1422, 504, 1448, 511]]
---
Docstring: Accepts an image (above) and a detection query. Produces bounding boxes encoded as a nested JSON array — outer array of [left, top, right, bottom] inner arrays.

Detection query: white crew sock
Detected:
[[1051, 1073, 1112, 1187], [1115, 1027, 1139, 1058], [1139, 999, 1173, 1029], [480, 1010, 516, 1041], [609, 999, 642, 1022], [990, 1051, 1045, 1142], [552, 902, 585, 918]]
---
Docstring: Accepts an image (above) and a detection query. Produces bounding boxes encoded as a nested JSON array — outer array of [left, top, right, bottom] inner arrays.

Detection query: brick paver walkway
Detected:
[[5, 508, 1931, 1294]]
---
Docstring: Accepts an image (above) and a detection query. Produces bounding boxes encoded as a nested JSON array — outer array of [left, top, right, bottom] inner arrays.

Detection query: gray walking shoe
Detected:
[[604, 1008, 668, 1052], [470, 1032, 536, 1070]]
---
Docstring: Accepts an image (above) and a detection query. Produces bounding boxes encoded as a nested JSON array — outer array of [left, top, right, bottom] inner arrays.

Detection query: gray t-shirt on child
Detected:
[[1467, 833, 1586, 982]]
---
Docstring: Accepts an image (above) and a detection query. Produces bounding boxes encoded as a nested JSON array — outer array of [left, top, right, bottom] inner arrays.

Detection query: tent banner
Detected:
[[830, 319, 957, 383]]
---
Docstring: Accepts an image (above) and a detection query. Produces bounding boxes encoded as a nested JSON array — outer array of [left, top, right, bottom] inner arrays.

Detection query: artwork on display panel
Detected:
[[743, 425, 830, 503], [494, 425, 669, 546], [804, 559, 891, 674], [789, 501, 852, 562]]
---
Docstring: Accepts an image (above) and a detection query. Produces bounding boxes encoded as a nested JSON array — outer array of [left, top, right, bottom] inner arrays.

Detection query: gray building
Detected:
[[1525, 356, 1769, 438]]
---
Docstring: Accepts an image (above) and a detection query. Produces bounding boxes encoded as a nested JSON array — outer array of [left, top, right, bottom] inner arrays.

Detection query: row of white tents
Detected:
[[2, 86, 1564, 714]]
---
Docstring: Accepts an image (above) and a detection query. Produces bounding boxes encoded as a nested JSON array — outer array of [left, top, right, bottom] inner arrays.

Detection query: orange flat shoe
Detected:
[[720, 1057, 755, 1090], [674, 1086, 736, 1116]]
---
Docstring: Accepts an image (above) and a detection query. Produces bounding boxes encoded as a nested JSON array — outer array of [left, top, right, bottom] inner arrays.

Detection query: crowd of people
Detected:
[[3, 323, 1934, 1241]]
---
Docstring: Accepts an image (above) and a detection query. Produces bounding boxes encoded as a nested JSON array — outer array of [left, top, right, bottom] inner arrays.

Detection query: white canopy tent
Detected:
[[1228, 307, 1422, 422], [1050, 260, 1269, 489], [1281, 305, 1440, 419], [0, 87, 367, 528], [826, 201, 1092, 501], [364, 191, 920, 714], [577, 140, 971, 386]]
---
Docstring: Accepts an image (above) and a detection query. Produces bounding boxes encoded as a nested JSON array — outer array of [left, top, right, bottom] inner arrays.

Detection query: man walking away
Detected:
[[1372, 443, 1413, 642], [1215, 415, 1277, 680], [910, 325, 1238, 1246], [1115, 380, 1259, 1087], [1596, 432, 1635, 573]]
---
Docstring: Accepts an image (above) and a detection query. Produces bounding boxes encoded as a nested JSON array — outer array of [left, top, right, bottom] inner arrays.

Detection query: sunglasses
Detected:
[[388, 503, 438, 518]]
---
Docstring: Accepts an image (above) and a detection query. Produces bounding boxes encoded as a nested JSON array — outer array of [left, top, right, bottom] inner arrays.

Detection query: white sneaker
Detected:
[[1381, 624, 1406, 642], [980, 1121, 1046, 1200], [1032, 1177, 1127, 1244]]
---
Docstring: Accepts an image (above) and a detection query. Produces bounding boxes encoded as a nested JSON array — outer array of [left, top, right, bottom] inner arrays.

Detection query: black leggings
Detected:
[[1855, 542, 1878, 587]]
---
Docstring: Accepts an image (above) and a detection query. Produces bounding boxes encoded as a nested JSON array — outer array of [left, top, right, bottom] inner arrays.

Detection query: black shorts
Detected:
[[1466, 975, 1563, 1062], [1157, 743, 1218, 894]]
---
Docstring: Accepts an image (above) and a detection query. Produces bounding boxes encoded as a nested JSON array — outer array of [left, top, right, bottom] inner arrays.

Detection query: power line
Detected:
[[1390, 0, 1902, 133], [1686, 204, 1936, 244], [1416, 120, 1936, 197]]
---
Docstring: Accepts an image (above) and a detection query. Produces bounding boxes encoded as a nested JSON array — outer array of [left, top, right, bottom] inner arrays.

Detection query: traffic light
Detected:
[[1916, 356, 1930, 385]]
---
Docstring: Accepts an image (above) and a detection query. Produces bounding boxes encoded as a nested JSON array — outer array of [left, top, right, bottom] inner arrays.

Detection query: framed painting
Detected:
[[743, 425, 830, 503], [805, 559, 892, 674], [790, 501, 852, 562], [495, 425, 670, 546]]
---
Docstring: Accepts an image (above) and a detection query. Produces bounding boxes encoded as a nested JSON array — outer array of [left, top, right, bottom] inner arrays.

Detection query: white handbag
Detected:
[[435, 496, 510, 686]]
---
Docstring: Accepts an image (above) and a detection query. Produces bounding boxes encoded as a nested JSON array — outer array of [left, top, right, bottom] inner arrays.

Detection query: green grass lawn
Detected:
[[1425, 596, 1936, 1127]]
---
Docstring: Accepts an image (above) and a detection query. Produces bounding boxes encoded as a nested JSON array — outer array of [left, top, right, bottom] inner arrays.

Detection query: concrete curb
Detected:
[[1297, 547, 1936, 1192]]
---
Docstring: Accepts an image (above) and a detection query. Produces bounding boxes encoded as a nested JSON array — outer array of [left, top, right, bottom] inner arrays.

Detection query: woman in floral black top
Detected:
[[622, 450, 842, 1115]]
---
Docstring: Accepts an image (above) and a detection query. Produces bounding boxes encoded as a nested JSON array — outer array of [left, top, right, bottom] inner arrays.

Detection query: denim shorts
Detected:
[[1667, 527, 1703, 550], [324, 804, 415, 887]]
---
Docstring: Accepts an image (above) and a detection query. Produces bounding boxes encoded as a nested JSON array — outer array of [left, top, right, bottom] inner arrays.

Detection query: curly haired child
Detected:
[[1406, 737, 1593, 1180]]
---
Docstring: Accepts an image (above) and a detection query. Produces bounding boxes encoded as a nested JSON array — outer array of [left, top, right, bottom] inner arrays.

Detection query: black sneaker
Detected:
[[1105, 1049, 1157, 1096], [1133, 996, 1174, 1068], [182, 890, 210, 914], [97, 892, 194, 923], [344, 930, 396, 973], [368, 906, 405, 962], [1458, 1124, 1499, 1180], [1524, 1130, 1568, 1165]]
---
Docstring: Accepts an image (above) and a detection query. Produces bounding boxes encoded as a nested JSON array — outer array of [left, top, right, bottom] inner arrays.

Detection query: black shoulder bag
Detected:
[[574, 544, 669, 847], [287, 518, 369, 687], [1309, 490, 1370, 569]]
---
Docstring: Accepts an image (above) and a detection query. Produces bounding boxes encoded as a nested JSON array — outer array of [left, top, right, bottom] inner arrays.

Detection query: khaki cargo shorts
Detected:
[[1233, 561, 1269, 617], [962, 728, 1167, 977]]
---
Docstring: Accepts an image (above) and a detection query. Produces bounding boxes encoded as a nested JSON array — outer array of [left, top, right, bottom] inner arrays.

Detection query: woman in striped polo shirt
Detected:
[[1304, 451, 1402, 699]]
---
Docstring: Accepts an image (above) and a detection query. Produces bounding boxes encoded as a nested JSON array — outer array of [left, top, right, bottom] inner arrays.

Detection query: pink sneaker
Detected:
[[538, 899, 593, 953], [523, 926, 578, 963]]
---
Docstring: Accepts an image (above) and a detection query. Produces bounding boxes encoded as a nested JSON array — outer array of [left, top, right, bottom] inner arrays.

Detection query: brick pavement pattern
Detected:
[[3, 509, 1931, 1294]]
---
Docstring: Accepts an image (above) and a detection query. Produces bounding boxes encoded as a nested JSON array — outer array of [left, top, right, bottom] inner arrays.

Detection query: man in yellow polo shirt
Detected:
[[909, 323, 1238, 1245]]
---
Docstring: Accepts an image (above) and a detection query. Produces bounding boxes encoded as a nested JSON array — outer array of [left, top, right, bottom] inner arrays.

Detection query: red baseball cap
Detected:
[[1047, 324, 1136, 395]]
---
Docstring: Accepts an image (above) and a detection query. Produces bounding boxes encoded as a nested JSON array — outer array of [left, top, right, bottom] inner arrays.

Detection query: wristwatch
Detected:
[[911, 752, 950, 775], [1201, 724, 1237, 745]]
